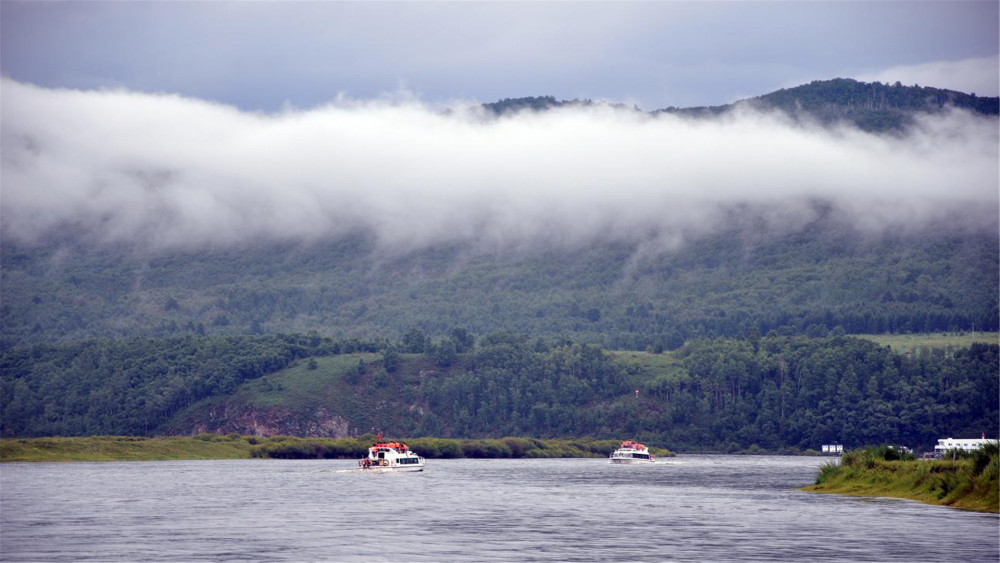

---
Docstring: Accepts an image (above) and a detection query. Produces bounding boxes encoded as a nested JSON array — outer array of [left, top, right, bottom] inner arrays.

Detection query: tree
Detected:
[[382, 347, 400, 373], [402, 329, 430, 354], [432, 340, 457, 368], [449, 327, 476, 353]]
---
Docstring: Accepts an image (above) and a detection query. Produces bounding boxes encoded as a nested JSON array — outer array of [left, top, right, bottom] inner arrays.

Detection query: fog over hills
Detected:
[[1, 78, 997, 348], [2, 77, 997, 254]]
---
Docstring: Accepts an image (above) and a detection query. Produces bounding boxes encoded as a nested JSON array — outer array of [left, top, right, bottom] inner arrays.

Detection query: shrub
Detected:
[[501, 437, 533, 458], [408, 438, 462, 459], [973, 442, 999, 476], [461, 439, 512, 458], [815, 461, 841, 485]]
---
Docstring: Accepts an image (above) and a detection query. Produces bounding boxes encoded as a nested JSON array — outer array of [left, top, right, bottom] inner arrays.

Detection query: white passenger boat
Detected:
[[359, 438, 425, 472], [609, 440, 655, 464]]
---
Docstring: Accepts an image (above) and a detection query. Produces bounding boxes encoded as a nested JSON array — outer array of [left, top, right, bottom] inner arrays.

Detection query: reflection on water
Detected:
[[2, 456, 997, 562]]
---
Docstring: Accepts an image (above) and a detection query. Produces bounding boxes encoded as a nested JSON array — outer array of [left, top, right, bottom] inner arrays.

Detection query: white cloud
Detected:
[[855, 55, 1000, 96], [1, 78, 997, 254]]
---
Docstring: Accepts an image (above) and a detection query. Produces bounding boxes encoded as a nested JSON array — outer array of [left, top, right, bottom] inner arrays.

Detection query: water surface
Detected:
[[2, 456, 997, 561]]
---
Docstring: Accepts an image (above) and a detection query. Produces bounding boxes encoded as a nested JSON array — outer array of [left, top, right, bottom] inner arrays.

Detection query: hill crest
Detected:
[[485, 78, 1000, 132]]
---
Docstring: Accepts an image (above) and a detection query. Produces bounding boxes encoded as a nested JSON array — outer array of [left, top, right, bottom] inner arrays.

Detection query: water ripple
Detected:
[[2, 456, 997, 562]]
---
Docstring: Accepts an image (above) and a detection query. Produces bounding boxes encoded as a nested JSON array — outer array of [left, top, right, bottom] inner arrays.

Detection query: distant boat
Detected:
[[359, 439, 425, 472], [609, 440, 655, 464]]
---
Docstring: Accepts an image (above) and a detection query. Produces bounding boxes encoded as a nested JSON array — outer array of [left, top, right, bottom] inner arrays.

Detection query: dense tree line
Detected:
[[418, 333, 629, 437], [415, 335, 997, 452], [0, 334, 379, 437], [6, 332, 992, 454], [656, 338, 997, 451]]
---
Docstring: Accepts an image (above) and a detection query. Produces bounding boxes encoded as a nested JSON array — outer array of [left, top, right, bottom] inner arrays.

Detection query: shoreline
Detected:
[[801, 485, 997, 513], [801, 447, 999, 513], [0, 435, 675, 463]]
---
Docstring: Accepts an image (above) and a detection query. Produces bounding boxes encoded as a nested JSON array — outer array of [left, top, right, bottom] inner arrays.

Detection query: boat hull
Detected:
[[610, 457, 655, 464], [360, 440, 426, 472], [360, 464, 425, 472]]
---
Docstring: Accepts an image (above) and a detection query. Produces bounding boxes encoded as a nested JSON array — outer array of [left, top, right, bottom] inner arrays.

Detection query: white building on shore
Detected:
[[933, 437, 997, 457]]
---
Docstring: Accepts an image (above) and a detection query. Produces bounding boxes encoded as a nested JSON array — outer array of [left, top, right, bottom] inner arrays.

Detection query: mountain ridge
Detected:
[[484, 78, 999, 132]]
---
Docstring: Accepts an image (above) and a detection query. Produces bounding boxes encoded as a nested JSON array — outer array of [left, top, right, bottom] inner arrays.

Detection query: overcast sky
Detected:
[[2, 1, 998, 111], [2, 2, 997, 253]]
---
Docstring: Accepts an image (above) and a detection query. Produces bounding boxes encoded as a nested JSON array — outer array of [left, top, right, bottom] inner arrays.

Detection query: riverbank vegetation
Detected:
[[0, 434, 672, 462], [804, 445, 999, 513], [249, 435, 672, 460], [0, 435, 252, 462]]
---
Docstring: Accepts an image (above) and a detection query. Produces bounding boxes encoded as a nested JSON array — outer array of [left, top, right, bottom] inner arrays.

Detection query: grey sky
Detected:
[[2, 1, 998, 253], [2, 1, 997, 111], [3, 76, 997, 252]]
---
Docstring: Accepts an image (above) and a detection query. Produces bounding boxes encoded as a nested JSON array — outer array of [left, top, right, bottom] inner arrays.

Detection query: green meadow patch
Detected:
[[855, 332, 999, 355]]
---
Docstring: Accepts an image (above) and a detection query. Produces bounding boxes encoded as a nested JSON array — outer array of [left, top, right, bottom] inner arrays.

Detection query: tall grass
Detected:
[[0, 435, 252, 462], [3, 435, 673, 462], [806, 444, 998, 513], [251, 436, 672, 459]]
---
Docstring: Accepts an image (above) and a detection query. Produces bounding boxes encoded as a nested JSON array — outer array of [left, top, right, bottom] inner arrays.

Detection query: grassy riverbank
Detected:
[[0, 435, 253, 462], [0, 434, 673, 462], [803, 445, 999, 513]]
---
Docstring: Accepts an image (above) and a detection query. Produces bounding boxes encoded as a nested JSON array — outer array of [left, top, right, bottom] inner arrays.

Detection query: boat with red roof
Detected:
[[609, 440, 654, 463], [359, 436, 426, 472]]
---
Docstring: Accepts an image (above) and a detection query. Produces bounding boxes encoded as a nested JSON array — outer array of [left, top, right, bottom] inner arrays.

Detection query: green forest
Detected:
[[3, 332, 995, 453], [484, 79, 1000, 133], [2, 213, 996, 351], [660, 77, 999, 131]]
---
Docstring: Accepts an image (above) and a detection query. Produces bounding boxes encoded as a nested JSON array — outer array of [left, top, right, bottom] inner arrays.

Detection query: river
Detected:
[[2, 455, 997, 561]]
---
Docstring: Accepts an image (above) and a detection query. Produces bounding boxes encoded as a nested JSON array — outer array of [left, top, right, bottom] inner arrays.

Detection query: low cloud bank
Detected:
[[2, 78, 997, 253]]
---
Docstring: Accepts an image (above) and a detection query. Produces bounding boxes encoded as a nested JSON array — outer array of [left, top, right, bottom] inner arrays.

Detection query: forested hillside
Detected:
[[1, 79, 997, 449], [2, 213, 996, 350], [0, 334, 380, 437], [660, 78, 999, 131], [3, 333, 996, 453], [3, 80, 997, 350], [488, 79, 1000, 133]]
